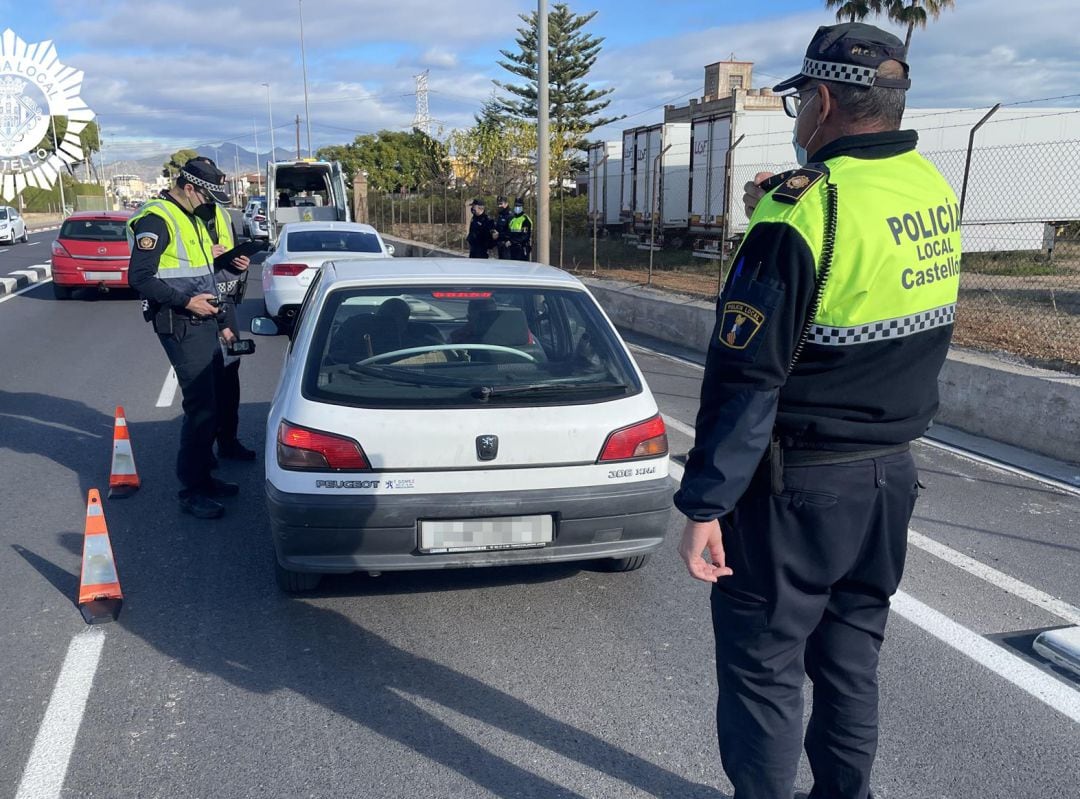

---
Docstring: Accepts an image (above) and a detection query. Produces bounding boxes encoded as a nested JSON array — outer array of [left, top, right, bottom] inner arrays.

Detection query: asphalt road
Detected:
[[1, 235, 1078, 798]]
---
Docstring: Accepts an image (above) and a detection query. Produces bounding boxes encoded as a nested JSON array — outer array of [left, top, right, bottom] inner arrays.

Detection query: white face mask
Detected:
[[791, 93, 821, 167]]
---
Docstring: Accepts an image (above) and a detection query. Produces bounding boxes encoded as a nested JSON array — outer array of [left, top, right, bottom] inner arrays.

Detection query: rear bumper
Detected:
[[51, 258, 130, 287], [266, 478, 673, 573]]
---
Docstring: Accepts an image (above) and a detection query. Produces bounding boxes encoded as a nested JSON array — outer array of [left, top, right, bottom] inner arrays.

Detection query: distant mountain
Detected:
[[107, 144, 301, 182]]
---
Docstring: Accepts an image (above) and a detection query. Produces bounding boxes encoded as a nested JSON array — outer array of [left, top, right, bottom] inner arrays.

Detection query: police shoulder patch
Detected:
[[137, 233, 159, 251], [719, 301, 766, 350], [772, 165, 828, 205]]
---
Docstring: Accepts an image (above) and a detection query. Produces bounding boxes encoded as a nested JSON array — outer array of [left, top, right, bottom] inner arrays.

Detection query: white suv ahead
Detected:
[[252, 258, 672, 592]]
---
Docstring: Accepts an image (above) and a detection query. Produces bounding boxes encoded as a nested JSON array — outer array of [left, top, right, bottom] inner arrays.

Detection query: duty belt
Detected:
[[768, 439, 910, 494]]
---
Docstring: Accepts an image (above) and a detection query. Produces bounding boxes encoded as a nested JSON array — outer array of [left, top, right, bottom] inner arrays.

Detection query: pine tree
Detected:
[[495, 3, 620, 137]]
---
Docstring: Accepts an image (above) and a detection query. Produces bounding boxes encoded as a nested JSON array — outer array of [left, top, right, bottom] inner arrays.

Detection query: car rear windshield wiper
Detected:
[[346, 363, 476, 388], [472, 381, 629, 401]]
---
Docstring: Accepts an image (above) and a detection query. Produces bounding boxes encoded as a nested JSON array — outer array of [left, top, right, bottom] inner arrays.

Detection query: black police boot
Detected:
[[218, 439, 256, 461], [205, 477, 240, 498], [179, 492, 225, 519]]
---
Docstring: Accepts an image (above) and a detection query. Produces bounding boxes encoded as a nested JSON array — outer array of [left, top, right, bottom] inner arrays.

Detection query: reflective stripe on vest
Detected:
[[744, 149, 961, 346], [127, 199, 214, 281], [214, 205, 234, 250]]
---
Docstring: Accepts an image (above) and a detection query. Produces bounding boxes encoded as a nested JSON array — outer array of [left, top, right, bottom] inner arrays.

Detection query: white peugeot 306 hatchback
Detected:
[[252, 258, 672, 592]]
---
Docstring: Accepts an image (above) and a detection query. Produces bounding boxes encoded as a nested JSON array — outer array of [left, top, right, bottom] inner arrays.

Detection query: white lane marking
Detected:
[[669, 455, 1080, 721], [661, 413, 696, 441], [26, 241, 40, 246], [0, 276, 52, 304], [908, 529, 1080, 626], [155, 367, 178, 408], [14, 628, 106, 799], [918, 436, 1080, 497], [891, 591, 1080, 724]]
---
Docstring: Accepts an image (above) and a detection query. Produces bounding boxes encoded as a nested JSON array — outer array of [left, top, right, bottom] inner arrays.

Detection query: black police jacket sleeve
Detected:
[[673, 222, 817, 521], [127, 215, 189, 310]]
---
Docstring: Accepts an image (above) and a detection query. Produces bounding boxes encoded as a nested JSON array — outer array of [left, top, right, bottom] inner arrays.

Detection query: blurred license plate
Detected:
[[420, 515, 553, 553], [84, 271, 121, 281]]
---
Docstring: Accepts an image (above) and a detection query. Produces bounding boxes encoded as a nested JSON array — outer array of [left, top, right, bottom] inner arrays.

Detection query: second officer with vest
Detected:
[[128, 157, 250, 519]]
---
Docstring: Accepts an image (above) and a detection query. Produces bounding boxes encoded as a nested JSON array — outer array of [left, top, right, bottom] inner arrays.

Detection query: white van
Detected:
[[266, 160, 351, 244]]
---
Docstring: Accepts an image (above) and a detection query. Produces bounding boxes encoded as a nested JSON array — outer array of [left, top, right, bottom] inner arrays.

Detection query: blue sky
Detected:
[[1, 0, 1077, 161]]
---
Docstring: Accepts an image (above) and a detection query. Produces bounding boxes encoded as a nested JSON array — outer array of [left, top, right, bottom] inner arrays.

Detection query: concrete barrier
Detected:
[[584, 278, 1080, 465]]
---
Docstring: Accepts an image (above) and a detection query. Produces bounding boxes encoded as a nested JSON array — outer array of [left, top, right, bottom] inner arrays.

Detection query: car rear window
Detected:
[[60, 219, 129, 241], [287, 230, 382, 254], [303, 285, 641, 408]]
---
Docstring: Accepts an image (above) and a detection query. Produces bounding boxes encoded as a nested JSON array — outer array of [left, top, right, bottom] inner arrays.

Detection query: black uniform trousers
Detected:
[[157, 317, 223, 494], [216, 358, 241, 445], [712, 450, 918, 799]]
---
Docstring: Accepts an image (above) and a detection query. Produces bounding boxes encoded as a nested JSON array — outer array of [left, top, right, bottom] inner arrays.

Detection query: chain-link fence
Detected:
[[363, 112, 1080, 367]]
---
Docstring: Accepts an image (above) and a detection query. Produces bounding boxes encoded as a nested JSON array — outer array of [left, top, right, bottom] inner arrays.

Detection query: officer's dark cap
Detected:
[[773, 23, 911, 94], [497, 195, 508, 204], [513, 197, 524, 205], [470, 198, 485, 207], [178, 157, 231, 205]]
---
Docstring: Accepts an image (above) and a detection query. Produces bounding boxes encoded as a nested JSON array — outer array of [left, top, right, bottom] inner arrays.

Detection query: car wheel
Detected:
[[52, 282, 73, 300], [20, 227, 28, 243], [594, 554, 651, 573], [274, 560, 322, 593]]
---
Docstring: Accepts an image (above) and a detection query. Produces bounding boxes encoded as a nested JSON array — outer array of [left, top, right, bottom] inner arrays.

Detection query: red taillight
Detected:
[[52, 240, 71, 257], [271, 263, 308, 277], [597, 415, 668, 463], [254, 215, 266, 222], [277, 421, 369, 471]]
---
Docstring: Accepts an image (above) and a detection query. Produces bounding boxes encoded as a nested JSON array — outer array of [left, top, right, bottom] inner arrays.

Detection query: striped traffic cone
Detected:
[[108, 406, 140, 498], [78, 489, 123, 624]]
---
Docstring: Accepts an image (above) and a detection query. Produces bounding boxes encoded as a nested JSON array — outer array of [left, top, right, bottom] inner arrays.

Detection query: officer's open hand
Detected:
[[231, 255, 250, 271], [743, 171, 774, 217], [678, 518, 734, 583], [186, 293, 219, 318], [221, 328, 236, 344]]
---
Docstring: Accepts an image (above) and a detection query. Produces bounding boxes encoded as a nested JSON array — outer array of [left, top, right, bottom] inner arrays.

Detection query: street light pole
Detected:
[[298, 0, 313, 158], [253, 119, 262, 195], [262, 82, 276, 162], [536, 0, 550, 265]]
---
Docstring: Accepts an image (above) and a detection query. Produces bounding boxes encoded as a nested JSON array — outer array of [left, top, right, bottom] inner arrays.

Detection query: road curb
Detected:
[[0, 264, 51, 296]]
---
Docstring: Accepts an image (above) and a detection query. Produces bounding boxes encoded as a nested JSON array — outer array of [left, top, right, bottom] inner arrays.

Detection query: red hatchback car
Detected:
[[51, 210, 135, 299]]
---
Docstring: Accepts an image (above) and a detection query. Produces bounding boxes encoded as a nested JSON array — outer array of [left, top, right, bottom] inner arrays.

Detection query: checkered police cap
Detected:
[[773, 22, 911, 93], [178, 157, 231, 205]]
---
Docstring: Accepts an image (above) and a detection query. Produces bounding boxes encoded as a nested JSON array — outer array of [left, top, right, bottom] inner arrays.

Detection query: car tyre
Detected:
[[594, 554, 651, 572], [274, 560, 322, 593], [20, 227, 28, 243], [52, 282, 73, 300]]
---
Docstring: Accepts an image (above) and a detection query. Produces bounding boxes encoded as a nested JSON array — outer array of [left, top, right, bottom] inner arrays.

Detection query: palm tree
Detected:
[[824, 0, 882, 22], [885, 0, 956, 54]]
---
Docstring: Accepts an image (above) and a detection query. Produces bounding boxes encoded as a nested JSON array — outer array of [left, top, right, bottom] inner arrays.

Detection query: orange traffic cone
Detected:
[[108, 406, 140, 498], [78, 489, 123, 624]]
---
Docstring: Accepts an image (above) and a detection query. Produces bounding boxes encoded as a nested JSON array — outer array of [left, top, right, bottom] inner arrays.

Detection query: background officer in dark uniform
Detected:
[[674, 24, 961, 799], [466, 198, 496, 258], [493, 195, 512, 259], [507, 198, 532, 261], [128, 158, 241, 519], [200, 198, 257, 462]]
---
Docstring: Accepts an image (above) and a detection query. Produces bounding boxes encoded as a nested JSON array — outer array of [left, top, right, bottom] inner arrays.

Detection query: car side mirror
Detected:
[[251, 317, 281, 336], [386, 244, 395, 256]]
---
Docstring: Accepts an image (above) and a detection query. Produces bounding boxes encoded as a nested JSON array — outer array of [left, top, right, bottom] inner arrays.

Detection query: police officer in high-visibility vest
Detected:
[[128, 157, 247, 519], [200, 200, 257, 462], [506, 197, 532, 261], [675, 24, 961, 799]]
